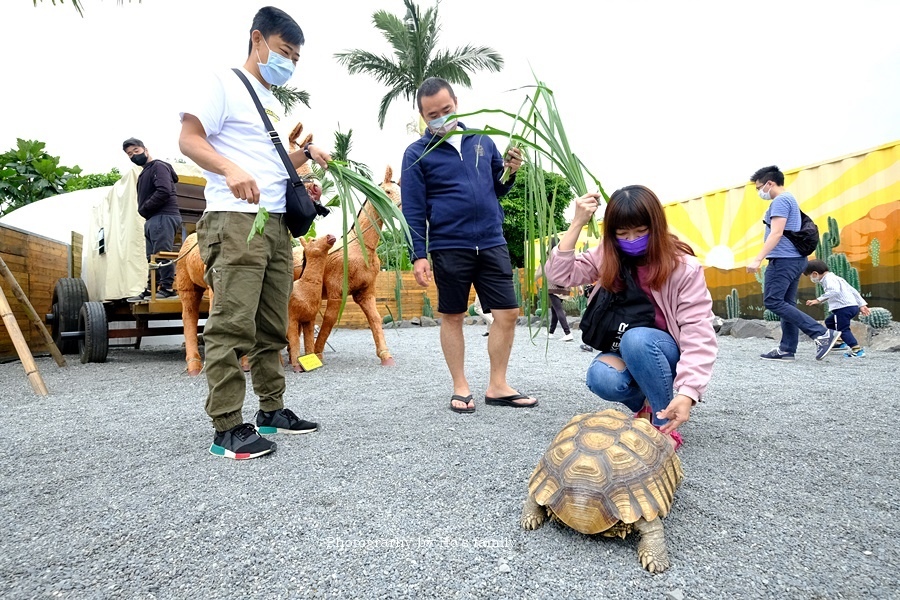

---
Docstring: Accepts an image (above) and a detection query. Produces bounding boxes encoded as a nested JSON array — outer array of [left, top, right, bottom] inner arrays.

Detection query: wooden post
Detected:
[[0, 256, 67, 367], [0, 283, 49, 396]]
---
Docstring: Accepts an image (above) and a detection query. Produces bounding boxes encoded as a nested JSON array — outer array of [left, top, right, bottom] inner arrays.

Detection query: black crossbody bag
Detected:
[[232, 68, 328, 237], [579, 266, 657, 353]]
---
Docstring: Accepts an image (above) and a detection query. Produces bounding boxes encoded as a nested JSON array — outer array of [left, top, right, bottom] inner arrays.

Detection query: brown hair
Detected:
[[598, 185, 695, 292]]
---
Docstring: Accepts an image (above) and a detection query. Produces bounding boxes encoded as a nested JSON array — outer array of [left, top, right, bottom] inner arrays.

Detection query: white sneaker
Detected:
[[561, 333, 574, 342], [546, 331, 555, 338]]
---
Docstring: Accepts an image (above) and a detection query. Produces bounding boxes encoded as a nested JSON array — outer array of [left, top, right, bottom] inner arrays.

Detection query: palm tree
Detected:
[[271, 86, 311, 115], [334, 0, 504, 129], [33, 0, 139, 17]]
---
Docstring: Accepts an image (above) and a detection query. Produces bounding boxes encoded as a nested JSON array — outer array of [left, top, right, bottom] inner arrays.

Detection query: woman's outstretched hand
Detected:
[[656, 394, 694, 434]]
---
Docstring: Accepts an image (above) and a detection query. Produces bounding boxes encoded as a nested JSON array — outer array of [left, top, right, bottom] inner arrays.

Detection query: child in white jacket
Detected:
[[804, 259, 871, 357]]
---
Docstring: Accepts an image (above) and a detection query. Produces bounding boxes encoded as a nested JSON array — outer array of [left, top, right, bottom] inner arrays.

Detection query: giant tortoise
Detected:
[[521, 409, 684, 573]]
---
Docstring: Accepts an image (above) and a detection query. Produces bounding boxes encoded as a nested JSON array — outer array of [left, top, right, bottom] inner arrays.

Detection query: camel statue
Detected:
[[312, 166, 401, 366], [287, 234, 337, 371], [175, 124, 316, 376]]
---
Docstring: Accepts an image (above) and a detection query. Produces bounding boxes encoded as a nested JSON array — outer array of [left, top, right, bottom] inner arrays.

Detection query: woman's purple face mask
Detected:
[[616, 233, 650, 256]]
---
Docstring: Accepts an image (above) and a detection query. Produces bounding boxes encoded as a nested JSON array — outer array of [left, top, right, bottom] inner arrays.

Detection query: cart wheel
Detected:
[[78, 301, 108, 364], [51, 278, 90, 354]]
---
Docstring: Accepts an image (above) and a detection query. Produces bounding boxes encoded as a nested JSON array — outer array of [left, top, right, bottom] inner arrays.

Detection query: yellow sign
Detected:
[[296, 353, 323, 372]]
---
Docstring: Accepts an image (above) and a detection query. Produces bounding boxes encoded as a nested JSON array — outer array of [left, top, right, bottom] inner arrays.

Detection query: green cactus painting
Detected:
[[869, 238, 880, 267], [726, 288, 741, 319]]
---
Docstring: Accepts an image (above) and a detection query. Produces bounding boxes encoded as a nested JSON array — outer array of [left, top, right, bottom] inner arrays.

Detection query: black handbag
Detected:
[[232, 68, 328, 238], [762, 209, 819, 256], [579, 266, 657, 353]]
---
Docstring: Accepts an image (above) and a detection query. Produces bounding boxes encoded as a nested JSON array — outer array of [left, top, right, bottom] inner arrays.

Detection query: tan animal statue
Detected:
[[175, 124, 316, 376], [313, 166, 401, 366], [287, 234, 337, 371]]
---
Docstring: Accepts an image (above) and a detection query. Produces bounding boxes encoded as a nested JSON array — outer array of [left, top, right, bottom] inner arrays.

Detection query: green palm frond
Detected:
[[378, 85, 409, 129], [371, 10, 411, 57], [34, 0, 139, 17], [427, 46, 504, 85], [271, 86, 311, 115], [332, 128, 373, 180]]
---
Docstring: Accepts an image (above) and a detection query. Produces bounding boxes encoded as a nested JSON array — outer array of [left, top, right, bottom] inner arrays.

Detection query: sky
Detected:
[[2, 0, 900, 218]]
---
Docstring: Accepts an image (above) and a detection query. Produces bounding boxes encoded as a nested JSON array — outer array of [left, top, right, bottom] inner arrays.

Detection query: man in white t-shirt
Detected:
[[178, 6, 331, 460]]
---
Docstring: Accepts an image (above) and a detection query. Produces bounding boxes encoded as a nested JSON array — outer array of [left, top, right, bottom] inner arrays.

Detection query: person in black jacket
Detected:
[[122, 138, 182, 300]]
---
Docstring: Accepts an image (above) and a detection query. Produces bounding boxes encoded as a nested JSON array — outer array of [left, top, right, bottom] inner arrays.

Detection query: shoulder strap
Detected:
[[231, 68, 302, 185]]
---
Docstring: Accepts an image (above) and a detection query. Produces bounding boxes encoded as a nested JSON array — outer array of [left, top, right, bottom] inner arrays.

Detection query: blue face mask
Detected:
[[257, 39, 295, 87]]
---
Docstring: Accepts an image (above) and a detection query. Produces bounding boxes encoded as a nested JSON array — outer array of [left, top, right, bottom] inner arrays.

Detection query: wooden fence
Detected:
[[0, 224, 70, 359], [328, 271, 472, 329]]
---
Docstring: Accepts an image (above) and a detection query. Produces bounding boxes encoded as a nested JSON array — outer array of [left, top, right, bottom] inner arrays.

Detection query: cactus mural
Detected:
[[826, 252, 860, 292], [597, 140, 900, 321], [726, 288, 741, 319], [860, 307, 892, 329], [754, 265, 766, 295], [870, 238, 881, 267], [763, 309, 781, 322], [421, 293, 433, 318]]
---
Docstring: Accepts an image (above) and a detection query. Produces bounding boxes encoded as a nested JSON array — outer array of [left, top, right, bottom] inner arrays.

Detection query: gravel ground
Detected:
[[1, 325, 897, 599]]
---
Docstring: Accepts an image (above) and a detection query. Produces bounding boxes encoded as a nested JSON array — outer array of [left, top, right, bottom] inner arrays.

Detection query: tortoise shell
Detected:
[[528, 409, 683, 535]]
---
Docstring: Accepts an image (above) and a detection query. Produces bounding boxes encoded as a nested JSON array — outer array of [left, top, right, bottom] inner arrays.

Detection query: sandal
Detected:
[[450, 394, 475, 414], [484, 393, 538, 408]]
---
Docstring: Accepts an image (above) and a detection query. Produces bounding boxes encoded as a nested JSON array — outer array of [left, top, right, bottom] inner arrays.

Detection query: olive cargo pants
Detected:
[[197, 211, 292, 432]]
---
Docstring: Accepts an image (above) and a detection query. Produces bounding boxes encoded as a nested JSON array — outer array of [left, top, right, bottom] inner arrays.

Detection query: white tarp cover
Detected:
[[0, 162, 205, 302], [0, 186, 105, 245], [82, 167, 147, 301]]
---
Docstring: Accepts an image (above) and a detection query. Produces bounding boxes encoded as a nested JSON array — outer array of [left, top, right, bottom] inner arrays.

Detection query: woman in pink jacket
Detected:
[[544, 185, 717, 449]]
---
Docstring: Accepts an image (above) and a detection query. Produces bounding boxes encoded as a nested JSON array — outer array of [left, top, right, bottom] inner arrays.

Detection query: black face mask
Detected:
[[130, 153, 149, 166]]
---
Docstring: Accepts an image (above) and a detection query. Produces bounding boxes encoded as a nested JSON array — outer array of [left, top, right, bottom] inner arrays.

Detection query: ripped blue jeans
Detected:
[[585, 327, 680, 427]]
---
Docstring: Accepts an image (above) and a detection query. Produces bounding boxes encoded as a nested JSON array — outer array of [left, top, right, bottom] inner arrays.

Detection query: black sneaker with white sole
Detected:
[[256, 408, 318, 435], [127, 289, 151, 303], [210, 423, 276, 460]]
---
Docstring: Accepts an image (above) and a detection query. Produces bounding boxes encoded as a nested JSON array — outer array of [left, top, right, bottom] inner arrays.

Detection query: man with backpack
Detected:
[[746, 165, 840, 361]]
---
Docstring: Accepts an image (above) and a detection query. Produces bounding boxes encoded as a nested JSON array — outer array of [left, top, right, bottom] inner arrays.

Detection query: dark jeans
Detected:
[[826, 306, 860, 347], [764, 257, 826, 353], [548, 294, 570, 334], [585, 327, 680, 428], [145, 213, 182, 289]]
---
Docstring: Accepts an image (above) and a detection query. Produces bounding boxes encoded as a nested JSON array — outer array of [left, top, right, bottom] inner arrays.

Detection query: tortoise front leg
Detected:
[[635, 517, 671, 573], [520, 495, 547, 530]]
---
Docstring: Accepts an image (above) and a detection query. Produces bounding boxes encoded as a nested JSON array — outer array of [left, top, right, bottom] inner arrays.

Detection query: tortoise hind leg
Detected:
[[635, 517, 671, 573], [520, 495, 547, 530]]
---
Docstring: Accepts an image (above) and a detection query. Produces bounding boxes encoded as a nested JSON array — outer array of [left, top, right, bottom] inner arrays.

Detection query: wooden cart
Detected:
[[45, 177, 208, 364]]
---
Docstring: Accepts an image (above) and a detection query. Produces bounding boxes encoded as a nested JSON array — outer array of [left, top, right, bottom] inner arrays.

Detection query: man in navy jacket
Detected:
[[401, 77, 537, 414]]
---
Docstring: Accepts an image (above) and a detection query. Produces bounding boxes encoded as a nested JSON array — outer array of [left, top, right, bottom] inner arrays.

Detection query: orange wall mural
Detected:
[[542, 141, 899, 319], [663, 140, 900, 319]]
